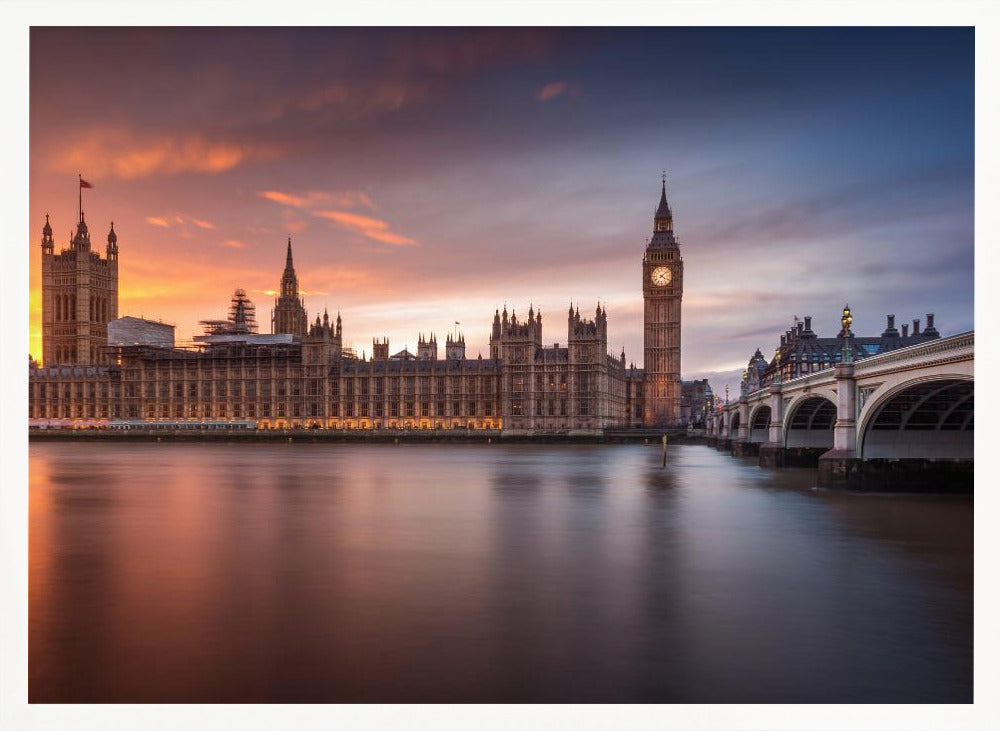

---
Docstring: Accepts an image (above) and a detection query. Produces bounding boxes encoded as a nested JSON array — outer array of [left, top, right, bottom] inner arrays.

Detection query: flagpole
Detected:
[[78, 173, 82, 222]]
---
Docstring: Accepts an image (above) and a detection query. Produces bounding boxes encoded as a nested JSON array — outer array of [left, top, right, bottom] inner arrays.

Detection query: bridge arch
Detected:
[[858, 375, 973, 459], [783, 394, 836, 449], [749, 404, 770, 443], [729, 411, 740, 439]]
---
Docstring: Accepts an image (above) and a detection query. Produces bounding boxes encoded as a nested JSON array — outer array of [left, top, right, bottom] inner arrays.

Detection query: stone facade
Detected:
[[30, 178, 698, 433], [642, 179, 683, 426], [271, 238, 308, 337], [742, 313, 942, 391], [41, 212, 118, 366]]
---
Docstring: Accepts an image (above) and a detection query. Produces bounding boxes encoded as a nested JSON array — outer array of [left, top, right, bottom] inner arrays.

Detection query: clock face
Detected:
[[651, 266, 672, 287]]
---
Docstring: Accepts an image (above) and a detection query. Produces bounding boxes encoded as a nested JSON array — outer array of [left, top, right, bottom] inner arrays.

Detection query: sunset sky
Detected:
[[29, 27, 973, 395]]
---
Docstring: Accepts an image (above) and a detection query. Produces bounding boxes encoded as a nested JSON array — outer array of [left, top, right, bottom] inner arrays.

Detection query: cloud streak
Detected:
[[260, 188, 415, 245], [315, 210, 418, 246], [259, 189, 374, 210], [49, 128, 282, 180]]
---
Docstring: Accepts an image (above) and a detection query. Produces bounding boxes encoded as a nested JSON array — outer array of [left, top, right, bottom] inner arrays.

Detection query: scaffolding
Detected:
[[199, 288, 258, 336]]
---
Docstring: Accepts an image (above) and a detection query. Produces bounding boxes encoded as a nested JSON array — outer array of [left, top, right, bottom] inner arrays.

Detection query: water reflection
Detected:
[[29, 442, 971, 702]]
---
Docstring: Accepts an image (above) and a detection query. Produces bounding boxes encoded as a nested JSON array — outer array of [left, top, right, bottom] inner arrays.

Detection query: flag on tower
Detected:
[[80, 178, 93, 189]]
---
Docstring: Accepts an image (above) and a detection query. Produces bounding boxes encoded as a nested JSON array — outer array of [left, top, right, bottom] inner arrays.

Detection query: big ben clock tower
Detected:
[[642, 175, 683, 427]]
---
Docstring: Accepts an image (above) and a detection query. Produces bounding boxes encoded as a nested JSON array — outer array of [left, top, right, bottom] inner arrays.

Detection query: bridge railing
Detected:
[[732, 330, 974, 408], [852, 330, 973, 375]]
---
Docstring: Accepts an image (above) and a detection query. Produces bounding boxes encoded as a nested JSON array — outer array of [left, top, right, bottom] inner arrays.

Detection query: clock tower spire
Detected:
[[642, 173, 683, 427]]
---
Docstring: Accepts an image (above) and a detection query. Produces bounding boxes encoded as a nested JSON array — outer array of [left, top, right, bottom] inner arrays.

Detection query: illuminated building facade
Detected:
[[30, 180, 699, 433], [40, 208, 118, 366]]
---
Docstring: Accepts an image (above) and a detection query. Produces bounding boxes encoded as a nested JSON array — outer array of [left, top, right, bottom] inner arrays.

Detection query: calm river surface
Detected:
[[29, 442, 972, 703]]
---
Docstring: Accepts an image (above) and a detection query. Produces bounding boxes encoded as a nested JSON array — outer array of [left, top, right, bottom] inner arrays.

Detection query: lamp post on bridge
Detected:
[[841, 304, 854, 364], [820, 304, 861, 488]]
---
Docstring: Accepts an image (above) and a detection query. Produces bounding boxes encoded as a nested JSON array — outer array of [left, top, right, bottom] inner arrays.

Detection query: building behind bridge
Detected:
[[743, 313, 942, 392]]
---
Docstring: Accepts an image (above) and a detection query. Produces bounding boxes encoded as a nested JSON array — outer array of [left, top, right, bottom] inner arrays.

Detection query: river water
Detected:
[[28, 442, 972, 703]]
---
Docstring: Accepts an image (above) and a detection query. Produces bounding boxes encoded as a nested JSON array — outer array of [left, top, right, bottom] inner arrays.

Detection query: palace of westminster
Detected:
[[28, 180, 705, 433]]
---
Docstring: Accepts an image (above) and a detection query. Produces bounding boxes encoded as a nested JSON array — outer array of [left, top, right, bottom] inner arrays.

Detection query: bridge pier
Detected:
[[818, 454, 972, 492], [758, 444, 827, 468], [732, 441, 759, 458], [758, 382, 786, 467]]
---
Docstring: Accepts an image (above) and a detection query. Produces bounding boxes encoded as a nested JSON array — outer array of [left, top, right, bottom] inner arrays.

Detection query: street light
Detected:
[[841, 303, 854, 364], [773, 346, 782, 384]]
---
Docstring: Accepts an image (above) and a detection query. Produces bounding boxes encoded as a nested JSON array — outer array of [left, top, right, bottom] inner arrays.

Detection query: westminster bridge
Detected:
[[706, 330, 974, 491]]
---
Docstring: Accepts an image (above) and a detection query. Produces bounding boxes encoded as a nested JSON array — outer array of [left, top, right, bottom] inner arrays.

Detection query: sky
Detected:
[[28, 27, 974, 397]]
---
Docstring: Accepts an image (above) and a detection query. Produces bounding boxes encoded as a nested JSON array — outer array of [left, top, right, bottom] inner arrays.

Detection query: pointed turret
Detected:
[[72, 210, 91, 251], [272, 236, 307, 336], [106, 221, 118, 260], [649, 172, 678, 248], [655, 176, 672, 223], [280, 236, 299, 298], [41, 213, 54, 253]]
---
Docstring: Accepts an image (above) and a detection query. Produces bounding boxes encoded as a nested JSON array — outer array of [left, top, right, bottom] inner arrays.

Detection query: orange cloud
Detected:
[[147, 213, 217, 231], [315, 210, 417, 246], [259, 189, 374, 210], [260, 190, 306, 207], [50, 129, 281, 180], [363, 229, 418, 246], [220, 239, 246, 249]]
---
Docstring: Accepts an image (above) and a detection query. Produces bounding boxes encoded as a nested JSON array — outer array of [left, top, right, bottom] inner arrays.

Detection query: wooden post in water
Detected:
[[662, 433, 668, 468]]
